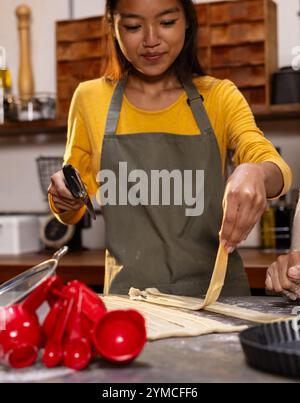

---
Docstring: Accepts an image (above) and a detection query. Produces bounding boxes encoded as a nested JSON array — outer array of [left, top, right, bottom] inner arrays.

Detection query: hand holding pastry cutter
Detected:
[[62, 164, 96, 220]]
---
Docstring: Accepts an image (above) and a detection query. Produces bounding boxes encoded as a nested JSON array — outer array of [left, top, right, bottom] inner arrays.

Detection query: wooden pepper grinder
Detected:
[[16, 5, 34, 100]]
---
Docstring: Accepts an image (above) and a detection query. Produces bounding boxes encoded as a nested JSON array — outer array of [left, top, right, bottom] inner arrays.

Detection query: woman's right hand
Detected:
[[48, 170, 84, 212]]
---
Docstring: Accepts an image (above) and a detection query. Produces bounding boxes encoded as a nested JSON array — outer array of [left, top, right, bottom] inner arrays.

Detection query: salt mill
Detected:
[[16, 5, 34, 100]]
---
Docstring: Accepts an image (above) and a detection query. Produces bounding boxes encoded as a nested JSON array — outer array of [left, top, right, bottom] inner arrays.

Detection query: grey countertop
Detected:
[[0, 297, 299, 383]]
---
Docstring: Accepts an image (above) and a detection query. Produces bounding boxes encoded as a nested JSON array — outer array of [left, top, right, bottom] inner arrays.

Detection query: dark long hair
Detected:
[[103, 0, 206, 81]]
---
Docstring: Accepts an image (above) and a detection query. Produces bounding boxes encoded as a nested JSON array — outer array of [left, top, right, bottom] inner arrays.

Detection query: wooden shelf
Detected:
[[0, 119, 67, 136], [0, 103, 299, 138], [253, 103, 300, 121]]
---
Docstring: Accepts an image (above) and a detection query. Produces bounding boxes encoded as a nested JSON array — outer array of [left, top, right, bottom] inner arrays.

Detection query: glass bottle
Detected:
[[261, 201, 276, 250], [0, 47, 13, 124]]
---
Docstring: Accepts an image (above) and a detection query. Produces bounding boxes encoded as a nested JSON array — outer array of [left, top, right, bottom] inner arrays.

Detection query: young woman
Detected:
[[48, 0, 292, 297]]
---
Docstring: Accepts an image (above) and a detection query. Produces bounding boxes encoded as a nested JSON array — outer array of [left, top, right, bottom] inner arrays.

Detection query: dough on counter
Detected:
[[129, 288, 293, 324], [103, 295, 247, 341], [107, 243, 293, 324]]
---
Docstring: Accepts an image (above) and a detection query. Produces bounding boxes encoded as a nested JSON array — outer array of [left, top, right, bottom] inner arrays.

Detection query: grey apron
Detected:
[[99, 79, 250, 297]]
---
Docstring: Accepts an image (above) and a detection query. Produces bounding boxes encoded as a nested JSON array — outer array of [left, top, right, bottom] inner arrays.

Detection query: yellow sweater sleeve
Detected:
[[50, 85, 92, 225], [219, 79, 292, 198]]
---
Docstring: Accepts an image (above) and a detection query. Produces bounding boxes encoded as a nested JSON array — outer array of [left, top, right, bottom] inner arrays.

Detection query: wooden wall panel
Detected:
[[56, 0, 278, 119]]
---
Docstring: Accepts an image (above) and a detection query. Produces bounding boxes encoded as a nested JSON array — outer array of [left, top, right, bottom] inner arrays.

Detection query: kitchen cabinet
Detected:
[[0, 248, 278, 291], [55, 2, 300, 120]]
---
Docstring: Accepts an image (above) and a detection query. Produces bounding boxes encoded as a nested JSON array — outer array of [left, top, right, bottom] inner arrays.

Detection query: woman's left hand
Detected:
[[220, 163, 267, 253]]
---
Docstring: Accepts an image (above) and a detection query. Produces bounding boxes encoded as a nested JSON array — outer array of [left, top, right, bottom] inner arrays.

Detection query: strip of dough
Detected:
[[201, 242, 228, 308], [105, 242, 227, 304], [107, 243, 293, 324], [129, 288, 293, 323], [127, 242, 228, 310]]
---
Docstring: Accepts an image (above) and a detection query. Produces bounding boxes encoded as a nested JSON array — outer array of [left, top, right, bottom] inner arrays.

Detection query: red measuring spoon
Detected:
[[63, 288, 92, 371], [67, 281, 106, 323], [42, 297, 74, 368], [23, 276, 63, 312], [42, 299, 61, 341], [64, 282, 106, 352]]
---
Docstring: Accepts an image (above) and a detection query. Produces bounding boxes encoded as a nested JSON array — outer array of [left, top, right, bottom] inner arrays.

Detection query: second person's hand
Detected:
[[220, 163, 267, 253], [266, 252, 300, 300]]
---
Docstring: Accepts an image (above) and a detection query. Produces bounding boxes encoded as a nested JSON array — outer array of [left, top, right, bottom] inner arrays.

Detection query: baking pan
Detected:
[[240, 319, 300, 378]]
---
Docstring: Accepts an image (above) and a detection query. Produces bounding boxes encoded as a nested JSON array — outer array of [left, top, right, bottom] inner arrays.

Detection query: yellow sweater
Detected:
[[50, 75, 292, 224]]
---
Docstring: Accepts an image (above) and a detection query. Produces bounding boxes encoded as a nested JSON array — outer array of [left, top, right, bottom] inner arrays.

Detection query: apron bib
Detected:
[[99, 79, 250, 297]]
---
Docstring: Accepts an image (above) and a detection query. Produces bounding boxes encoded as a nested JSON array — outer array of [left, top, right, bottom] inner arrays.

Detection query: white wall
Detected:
[[73, 0, 105, 19], [275, 0, 300, 67], [0, 0, 299, 213]]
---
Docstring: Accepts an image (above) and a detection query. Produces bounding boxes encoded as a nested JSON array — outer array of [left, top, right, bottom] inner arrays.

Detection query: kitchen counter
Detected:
[[0, 248, 281, 290], [0, 297, 298, 383]]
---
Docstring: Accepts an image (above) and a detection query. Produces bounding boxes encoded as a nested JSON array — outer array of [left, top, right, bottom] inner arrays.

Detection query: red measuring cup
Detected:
[[0, 305, 41, 369], [92, 309, 147, 364], [64, 282, 147, 364], [0, 276, 59, 369]]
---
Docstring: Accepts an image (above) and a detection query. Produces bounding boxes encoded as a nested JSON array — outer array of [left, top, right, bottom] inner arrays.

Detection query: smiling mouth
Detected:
[[142, 53, 166, 62]]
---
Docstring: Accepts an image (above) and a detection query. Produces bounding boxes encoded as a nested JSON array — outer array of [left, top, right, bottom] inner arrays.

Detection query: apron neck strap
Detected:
[[181, 80, 213, 137], [105, 79, 127, 136], [104, 78, 213, 137]]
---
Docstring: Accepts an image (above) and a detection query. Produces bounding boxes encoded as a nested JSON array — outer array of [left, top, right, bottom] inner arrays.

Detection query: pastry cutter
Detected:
[[62, 164, 96, 220]]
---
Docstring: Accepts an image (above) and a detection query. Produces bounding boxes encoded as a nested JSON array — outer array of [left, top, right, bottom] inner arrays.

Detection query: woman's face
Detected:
[[113, 0, 188, 77]]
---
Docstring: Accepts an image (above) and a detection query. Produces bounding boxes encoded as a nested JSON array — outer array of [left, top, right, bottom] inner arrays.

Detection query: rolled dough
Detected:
[[106, 243, 293, 324], [103, 295, 247, 340], [129, 288, 293, 323]]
